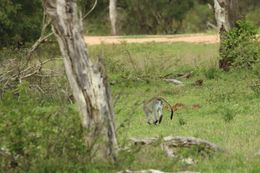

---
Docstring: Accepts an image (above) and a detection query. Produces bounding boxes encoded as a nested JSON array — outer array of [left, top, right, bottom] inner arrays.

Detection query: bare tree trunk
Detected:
[[43, 0, 117, 161], [214, 0, 239, 31], [213, 0, 239, 70], [109, 0, 117, 35]]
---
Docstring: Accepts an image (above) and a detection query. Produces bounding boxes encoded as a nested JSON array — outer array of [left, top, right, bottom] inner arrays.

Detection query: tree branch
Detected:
[[83, 0, 98, 20]]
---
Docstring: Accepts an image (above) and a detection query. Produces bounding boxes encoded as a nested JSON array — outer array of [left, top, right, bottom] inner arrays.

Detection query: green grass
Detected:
[[0, 42, 259, 172], [90, 42, 260, 172]]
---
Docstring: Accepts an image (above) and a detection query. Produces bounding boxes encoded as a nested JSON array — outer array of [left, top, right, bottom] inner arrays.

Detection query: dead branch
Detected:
[[26, 0, 97, 63], [175, 71, 193, 79], [83, 0, 98, 20], [27, 32, 53, 59], [163, 136, 222, 152], [207, 21, 218, 30], [27, 12, 53, 62], [130, 136, 223, 157], [0, 58, 62, 91], [162, 78, 184, 85]]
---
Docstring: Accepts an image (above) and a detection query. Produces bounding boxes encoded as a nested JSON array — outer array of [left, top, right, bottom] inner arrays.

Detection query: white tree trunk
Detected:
[[43, 0, 117, 161], [213, 0, 239, 32], [213, 0, 239, 70], [214, 0, 230, 31], [109, 0, 117, 35]]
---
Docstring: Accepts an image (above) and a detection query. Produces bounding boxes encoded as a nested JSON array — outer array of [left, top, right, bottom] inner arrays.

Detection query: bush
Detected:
[[119, 0, 194, 34], [0, 82, 90, 172], [245, 8, 260, 27], [220, 20, 260, 70], [182, 4, 214, 33], [0, 0, 43, 47], [217, 104, 236, 123], [203, 66, 220, 80]]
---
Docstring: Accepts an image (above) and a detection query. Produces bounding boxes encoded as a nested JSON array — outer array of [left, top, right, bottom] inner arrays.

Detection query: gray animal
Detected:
[[143, 97, 173, 125]]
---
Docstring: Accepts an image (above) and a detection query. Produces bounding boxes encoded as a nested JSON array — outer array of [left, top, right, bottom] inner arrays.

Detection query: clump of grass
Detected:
[[178, 117, 187, 126], [203, 66, 221, 80], [218, 105, 236, 123], [250, 80, 260, 97]]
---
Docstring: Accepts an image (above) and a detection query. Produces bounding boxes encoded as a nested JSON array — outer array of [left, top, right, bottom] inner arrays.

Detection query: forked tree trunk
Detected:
[[109, 0, 117, 35], [213, 0, 238, 32], [213, 0, 239, 70], [43, 0, 117, 161]]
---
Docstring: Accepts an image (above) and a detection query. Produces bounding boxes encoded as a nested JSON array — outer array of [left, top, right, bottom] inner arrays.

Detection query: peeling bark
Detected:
[[43, 0, 117, 161], [213, 0, 239, 31]]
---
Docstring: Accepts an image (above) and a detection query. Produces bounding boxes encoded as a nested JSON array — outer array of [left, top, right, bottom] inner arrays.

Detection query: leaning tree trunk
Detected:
[[43, 0, 117, 161], [109, 0, 117, 35], [213, 0, 239, 70]]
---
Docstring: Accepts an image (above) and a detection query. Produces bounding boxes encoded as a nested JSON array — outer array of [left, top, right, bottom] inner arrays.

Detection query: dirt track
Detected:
[[84, 33, 220, 45]]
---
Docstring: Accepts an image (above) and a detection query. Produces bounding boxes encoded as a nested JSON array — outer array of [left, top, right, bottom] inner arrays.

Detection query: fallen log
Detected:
[[163, 136, 222, 152], [130, 136, 223, 157]]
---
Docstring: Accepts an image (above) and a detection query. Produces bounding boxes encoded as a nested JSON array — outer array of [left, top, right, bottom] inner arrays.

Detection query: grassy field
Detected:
[[1, 42, 260, 172], [91, 42, 260, 172]]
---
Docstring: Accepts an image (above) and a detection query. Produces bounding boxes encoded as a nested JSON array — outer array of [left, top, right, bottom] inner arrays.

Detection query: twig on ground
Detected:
[[162, 78, 184, 85]]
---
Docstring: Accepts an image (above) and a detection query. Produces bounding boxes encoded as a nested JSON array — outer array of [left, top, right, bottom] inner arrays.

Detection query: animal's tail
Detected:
[[159, 97, 174, 120], [170, 108, 174, 119]]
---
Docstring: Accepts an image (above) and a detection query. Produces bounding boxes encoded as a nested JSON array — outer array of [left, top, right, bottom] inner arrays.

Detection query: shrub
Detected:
[[0, 0, 43, 47], [178, 117, 187, 126], [182, 4, 214, 33], [0, 82, 89, 172], [219, 20, 260, 70], [218, 104, 236, 123], [203, 66, 220, 80]]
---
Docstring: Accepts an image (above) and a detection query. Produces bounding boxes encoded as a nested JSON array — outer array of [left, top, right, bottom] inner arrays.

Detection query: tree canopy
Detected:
[[0, 0, 42, 47]]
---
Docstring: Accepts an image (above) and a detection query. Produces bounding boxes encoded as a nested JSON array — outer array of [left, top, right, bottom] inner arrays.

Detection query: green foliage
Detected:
[[250, 80, 260, 96], [218, 104, 236, 123], [1, 42, 260, 172], [0, 82, 91, 172], [119, 0, 194, 34], [81, 1, 258, 35], [182, 4, 214, 33], [246, 8, 260, 27], [178, 117, 187, 126], [0, 0, 42, 47], [220, 20, 260, 69], [203, 66, 221, 80]]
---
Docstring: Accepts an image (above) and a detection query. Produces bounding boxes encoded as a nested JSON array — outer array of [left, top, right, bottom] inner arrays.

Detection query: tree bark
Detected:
[[213, 0, 239, 31], [109, 0, 117, 35], [131, 136, 223, 157], [43, 0, 117, 161], [213, 0, 239, 70]]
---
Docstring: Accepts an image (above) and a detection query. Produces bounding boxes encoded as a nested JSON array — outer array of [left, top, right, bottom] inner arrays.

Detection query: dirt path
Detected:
[[84, 33, 220, 45]]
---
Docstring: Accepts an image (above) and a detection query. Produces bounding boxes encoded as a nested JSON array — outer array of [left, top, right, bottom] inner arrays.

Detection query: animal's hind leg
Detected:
[[153, 111, 159, 125], [158, 115, 163, 124], [158, 109, 163, 124], [145, 112, 152, 125]]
